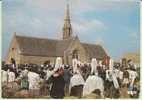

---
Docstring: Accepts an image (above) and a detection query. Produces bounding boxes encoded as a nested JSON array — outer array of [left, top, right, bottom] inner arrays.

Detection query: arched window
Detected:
[[72, 50, 78, 59]]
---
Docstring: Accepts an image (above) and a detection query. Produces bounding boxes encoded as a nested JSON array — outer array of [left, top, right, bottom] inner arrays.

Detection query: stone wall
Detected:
[[6, 34, 97, 65], [6, 36, 21, 64], [19, 55, 59, 65], [65, 38, 89, 65]]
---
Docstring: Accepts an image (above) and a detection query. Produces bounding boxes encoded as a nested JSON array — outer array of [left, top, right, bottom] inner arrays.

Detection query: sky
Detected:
[[2, 0, 140, 61]]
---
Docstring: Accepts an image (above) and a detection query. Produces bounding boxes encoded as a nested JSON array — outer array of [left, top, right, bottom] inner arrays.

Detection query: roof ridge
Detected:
[[15, 34, 75, 42], [81, 42, 100, 46], [15, 34, 61, 42]]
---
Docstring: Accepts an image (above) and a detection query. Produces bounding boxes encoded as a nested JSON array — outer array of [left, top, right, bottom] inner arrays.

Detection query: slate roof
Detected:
[[15, 35, 107, 59], [15, 35, 73, 57], [81, 43, 107, 59]]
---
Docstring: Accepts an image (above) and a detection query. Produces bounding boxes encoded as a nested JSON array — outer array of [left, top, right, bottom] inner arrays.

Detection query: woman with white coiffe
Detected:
[[46, 57, 63, 80], [50, 57, 65, 98], [69, 59, 84, 98], [83, 58, 104, 98]]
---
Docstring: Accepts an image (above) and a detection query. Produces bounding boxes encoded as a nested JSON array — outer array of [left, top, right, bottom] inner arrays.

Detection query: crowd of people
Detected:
[[1, 57, 140, 99]]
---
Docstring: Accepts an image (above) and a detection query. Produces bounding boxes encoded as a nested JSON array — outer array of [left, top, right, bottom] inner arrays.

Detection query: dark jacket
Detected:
[[50, 75, 65, 98]]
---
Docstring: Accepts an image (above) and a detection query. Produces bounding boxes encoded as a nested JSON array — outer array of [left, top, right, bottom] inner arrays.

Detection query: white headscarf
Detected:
[[46, 57, 62, 80], [54, 57, 62, 72], [91, 58, 97, 74]]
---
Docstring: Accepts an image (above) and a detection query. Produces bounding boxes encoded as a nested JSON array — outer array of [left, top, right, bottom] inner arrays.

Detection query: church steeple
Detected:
[[63, 3, 72, 40]]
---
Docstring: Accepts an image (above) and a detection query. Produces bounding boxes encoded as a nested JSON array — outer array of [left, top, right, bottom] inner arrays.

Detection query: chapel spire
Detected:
[[63, 2, 72, 40]]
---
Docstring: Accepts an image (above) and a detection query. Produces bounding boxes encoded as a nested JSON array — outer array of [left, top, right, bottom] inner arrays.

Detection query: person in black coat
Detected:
[[63, 65, 72, 96], [50, 68, 65, 98]]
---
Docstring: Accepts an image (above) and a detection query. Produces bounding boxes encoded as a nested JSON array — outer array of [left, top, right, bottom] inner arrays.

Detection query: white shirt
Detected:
[[127, 70, 138, 85], [28, 71, 40, 90], [8, 71, 15, 82], [127, 70, 137, 80]]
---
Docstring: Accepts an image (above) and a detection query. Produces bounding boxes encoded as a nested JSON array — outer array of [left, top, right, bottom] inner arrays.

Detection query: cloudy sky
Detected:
[[2, 0, 140, 60]]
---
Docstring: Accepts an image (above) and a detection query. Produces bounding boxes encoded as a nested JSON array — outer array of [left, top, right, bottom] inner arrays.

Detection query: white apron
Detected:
[[69, 73, 85, 94], [83, 75, 104, 97]]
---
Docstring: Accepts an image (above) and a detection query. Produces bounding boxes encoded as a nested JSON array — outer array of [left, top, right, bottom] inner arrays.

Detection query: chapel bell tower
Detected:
[[62, 3, 72, 40]]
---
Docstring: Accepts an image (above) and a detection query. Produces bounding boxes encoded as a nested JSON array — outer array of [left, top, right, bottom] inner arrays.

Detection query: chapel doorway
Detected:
[[72, 49, 79, 59]]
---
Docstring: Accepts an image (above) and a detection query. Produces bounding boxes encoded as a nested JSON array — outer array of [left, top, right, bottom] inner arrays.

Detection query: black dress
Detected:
[[50, 75, 65, 98]]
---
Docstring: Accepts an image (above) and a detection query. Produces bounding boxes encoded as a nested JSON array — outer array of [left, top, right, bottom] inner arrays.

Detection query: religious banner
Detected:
[[91, 58, 98, 74], [109, 59, 114, 71], [72, 58, 78, 73], [102, 56, 110, 66]]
